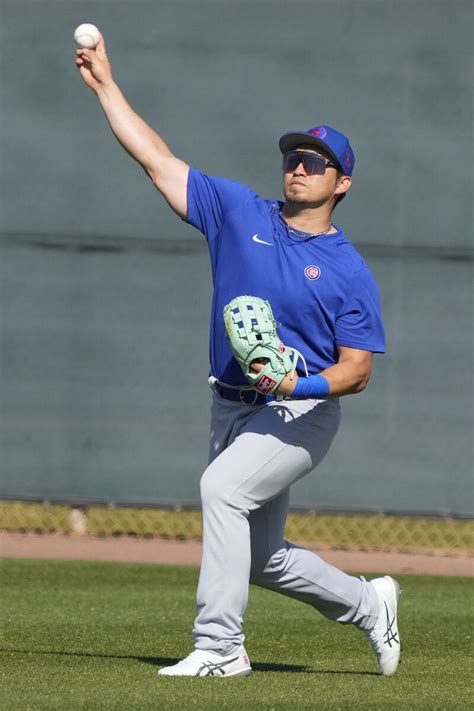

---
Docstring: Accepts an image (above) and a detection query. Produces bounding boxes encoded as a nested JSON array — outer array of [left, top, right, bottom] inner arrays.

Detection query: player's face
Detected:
[[282, 146, 349, 207]]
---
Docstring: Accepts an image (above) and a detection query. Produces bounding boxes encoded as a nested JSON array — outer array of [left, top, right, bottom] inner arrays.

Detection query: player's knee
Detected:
[[199, 468, 232, 509], [200, 469, 250, 517], [199, 470, 219, 506]]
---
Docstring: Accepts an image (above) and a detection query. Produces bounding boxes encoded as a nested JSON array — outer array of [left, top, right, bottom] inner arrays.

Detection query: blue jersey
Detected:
[[186, 168, 385, 387]]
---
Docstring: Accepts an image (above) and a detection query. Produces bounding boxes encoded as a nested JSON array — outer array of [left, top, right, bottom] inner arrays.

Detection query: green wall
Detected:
[[0, 0, 472, 514]]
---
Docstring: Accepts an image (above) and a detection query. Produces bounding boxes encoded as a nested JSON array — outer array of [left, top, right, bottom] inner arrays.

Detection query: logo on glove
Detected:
[[255, 374, 278, 394]]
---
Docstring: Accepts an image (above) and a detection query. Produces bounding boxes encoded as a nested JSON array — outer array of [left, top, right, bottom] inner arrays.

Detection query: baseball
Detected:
[[74, 23, 100, 49]]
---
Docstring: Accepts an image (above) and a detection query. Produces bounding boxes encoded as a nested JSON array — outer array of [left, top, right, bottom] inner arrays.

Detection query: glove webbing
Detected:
[[225, 296, 309, 394]]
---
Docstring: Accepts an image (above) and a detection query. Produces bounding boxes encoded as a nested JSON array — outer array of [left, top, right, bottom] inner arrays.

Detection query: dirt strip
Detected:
[[1, 532, 472, 576]]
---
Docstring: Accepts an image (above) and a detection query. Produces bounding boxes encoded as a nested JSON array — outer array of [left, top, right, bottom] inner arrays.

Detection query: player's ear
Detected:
[[335, 175, 351, 197]]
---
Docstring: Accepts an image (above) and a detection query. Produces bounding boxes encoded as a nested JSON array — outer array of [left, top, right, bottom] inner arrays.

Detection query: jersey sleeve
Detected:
[[186, 168, 258, 242], [335, 267, 386, 353]]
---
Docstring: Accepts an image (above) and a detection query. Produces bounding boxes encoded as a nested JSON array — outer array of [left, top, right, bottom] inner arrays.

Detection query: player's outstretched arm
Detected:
[[75, 33, 189, 218]]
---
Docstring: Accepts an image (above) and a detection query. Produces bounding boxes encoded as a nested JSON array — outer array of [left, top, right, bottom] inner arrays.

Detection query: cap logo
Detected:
[[304, 265, 321, 280], [309, 126, 327, 139]]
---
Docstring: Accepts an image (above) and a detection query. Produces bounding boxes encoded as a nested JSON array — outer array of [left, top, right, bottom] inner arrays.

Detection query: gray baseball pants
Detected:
[[193, 393, 380, 655]]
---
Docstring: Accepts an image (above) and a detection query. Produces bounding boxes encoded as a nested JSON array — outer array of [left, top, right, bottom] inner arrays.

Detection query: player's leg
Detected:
[[248, 490, 378, 627], [192, 396, 343, 656], [161, 395, 400, 677], [159, 395, 259, 677], [249, 484, 401, 675]]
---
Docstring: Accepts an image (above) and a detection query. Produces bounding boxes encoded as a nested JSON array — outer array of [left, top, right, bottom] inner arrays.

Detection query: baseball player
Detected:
[[76, 35, 401, 678]]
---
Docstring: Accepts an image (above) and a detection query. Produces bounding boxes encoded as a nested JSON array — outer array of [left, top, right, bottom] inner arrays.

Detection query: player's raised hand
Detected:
[[75, 35, 112, 92]]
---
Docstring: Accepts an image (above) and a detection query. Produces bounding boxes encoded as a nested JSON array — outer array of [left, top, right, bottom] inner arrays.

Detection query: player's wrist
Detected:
[[291, 374, 330, 400], [95, 75, 117, 97], [284, 371, 299, 396]]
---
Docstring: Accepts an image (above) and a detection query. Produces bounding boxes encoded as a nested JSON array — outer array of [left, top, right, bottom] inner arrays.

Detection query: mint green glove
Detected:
[[223, 295, 307, 395]]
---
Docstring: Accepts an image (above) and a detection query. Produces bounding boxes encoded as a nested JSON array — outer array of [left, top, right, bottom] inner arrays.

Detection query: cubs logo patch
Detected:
[[309, 126, 327, 139], [304, 265, 321, 280]]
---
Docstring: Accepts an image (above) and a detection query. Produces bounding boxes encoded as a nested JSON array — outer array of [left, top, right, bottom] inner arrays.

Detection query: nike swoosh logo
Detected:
[[252, 233, 273, 246]]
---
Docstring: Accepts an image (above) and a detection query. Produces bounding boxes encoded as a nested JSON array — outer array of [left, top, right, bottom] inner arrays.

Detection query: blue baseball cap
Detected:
[[278, 125, 355, 176]]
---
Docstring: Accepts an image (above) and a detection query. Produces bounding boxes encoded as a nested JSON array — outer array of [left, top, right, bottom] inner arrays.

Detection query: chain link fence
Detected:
[[1, 501, 472, 552]]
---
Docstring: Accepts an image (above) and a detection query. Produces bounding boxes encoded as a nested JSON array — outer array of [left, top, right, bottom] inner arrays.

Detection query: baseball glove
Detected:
[[223, 295, 307, 395]]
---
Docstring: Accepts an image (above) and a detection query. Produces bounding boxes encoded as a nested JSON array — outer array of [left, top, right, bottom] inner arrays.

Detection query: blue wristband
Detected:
[[292, 374, 330, 400]]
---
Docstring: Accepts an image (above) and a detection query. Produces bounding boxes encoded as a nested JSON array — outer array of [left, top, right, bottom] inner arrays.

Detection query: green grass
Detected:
[[0, 559, 472, 710]]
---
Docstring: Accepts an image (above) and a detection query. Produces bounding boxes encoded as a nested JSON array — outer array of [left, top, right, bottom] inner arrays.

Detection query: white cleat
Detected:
[[158, 647, 252, 677], [365, 576, 402, 676]]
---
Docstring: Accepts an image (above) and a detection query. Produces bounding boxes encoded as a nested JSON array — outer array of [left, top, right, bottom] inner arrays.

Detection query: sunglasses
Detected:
[[282, 150, 338, 175]]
